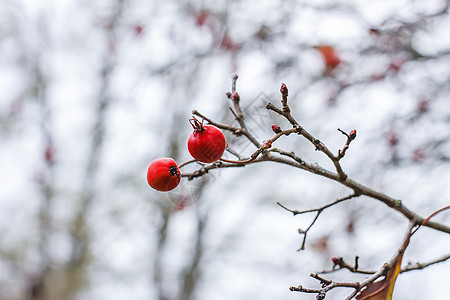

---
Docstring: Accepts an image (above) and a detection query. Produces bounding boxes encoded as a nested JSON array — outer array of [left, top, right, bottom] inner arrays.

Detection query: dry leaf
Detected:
[[356, 232, 410, 299]]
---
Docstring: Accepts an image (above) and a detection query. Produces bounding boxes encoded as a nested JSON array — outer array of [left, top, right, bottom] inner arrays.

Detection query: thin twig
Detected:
[[218, 127, 299, 164], [401, 253, 450, 273], [266, 87, 348, 181], [178, 159, 198, 169], [290, 222, 417, 299], [337, 128, 357, 160], [298, 211, 321, 251], [321, 256, 376, 275], [277, 193, 360, 216]]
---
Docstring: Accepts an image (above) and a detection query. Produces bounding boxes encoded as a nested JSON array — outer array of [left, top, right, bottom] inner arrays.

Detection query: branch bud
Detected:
[[271, 124, 282, 133], [349, 129, 357, 141], [280, 83, 288, 96], [261, 140, 272, 149]]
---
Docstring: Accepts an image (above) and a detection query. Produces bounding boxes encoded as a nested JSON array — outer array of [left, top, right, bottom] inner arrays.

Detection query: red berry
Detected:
[[188, 117, 226, 163], [147, 158, 181, 192]]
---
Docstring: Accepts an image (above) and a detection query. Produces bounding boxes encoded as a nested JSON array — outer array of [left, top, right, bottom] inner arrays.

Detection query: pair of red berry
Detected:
[[147, 117, 226, 191]]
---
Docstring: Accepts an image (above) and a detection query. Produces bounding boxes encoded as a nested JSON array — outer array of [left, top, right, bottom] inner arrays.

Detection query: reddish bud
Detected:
[[280, 83, 288, 95], [232, 92, 240, 101], [331, 257, 341, 265], [261, 140, 272, 149], [271, 124, 282, 133], [349, 130, 357, 140]]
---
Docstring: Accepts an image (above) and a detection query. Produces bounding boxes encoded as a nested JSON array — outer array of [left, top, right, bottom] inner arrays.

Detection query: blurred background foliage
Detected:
[[0, 0, 450, 299]]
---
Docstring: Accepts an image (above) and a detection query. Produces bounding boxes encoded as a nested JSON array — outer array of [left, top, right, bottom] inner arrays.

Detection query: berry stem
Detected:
[[189, 116, 204, 132]]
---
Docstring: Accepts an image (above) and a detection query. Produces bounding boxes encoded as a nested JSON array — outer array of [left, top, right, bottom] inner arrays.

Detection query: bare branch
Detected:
[[337, 128, 357, 160], [401, 253, 450, 273], [223, 74, 261, 148], [289, 222, 417, 299], [219, 127, 299, 164], [267, 86, 348, 180], [321, 256, 376, 275], [277, 193, 360, 251], [277, 193, 360, 216]]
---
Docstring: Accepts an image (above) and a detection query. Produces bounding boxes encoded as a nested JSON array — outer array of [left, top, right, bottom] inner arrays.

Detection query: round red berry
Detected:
[[147, 158, 181, 192], [188, 117, 226, 163]]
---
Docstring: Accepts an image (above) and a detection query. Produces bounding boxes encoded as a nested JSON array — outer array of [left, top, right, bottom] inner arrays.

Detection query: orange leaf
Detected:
[[356, 232, 410, 300], [315, 45, 341, 68], [356, 206, 450, 300]]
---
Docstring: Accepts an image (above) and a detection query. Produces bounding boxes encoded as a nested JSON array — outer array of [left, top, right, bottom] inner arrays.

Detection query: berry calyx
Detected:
[[147, 158, 181, 192], [188, 117, 226, 163]]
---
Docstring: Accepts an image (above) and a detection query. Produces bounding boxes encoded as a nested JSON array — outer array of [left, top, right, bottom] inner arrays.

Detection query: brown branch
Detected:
[[337, 128, 357, 160], [266, 85, 348, 180], [192, 109, 244, 136], [193, 109, 260, 148], [178, 159, 198, 169], [218, 127, 299, 164], [183, 76, 450, 300], [277, 193, 360, 251], [277, 193, 360, 216], [297, 211, 321, 251], [183, 145, 450, 235], [289, 222, 416, 299], [321, 256, 376, 275], [401, 253, 450, 273], [266, 153, 450, 234], [224, 74, 261, 148]]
